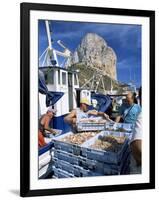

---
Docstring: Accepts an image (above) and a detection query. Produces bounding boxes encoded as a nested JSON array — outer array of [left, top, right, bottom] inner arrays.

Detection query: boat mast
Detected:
[[39, 20, 72, 68], [45, 20, 59, 66]]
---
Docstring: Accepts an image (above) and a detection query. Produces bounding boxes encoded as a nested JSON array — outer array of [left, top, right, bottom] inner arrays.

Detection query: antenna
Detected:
[[39, 21, 72, 68]]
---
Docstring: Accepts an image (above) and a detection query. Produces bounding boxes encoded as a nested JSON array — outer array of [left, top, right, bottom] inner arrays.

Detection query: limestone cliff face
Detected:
[[69, 33, 117, 80]]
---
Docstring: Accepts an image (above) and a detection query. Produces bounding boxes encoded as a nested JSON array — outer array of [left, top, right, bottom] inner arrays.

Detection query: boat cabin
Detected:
[[39, 66, 79, 117]]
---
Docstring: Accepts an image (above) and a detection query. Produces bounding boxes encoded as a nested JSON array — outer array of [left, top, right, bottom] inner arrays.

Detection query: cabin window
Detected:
[[58, 70, 61, 84], [62, 72, 67, 85], [74, 74, 78, 85], [44, 70, 54, 85]]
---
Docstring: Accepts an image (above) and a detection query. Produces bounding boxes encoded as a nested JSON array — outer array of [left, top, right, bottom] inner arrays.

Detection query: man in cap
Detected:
[[64, 97, 110, 127], [38, 107, 58, 147]]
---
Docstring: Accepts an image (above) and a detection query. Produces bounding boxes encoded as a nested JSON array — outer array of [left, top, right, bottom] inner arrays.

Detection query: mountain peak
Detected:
[[68, 33, 117, 80]]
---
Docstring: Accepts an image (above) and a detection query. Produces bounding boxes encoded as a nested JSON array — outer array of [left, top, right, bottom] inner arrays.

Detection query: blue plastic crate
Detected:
[[52, 167, 75, 178], [53, 158, 80, 176], [53, 158, 102, 177], [53, 140, 81, 155], [94, 148, 130, 175], [77, 121, 105, 132], [81, 131, 130, 164], [53, 149, 95, 169], [52, 131, 83, 156], [105, 122, 134, 140], [53, 149, 80, 165], [53, 148, 130, 176], [77, 168, 102, 177], [105, 122, 133, 132], [79, 147, 130, 175]]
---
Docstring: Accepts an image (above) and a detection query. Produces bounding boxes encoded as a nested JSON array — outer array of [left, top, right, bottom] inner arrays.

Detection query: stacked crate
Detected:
[[52, 123, 132, 178], [51, 124, 132, 178], [51, 131, 101, 178]]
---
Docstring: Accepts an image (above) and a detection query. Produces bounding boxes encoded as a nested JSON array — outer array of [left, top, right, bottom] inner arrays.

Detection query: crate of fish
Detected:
[[80, 131, 130, 164], [76, 118, 106, 132], [79, 145, 130, 175], [52, 148, 130, 176], [53, 158, 102, 177], [105, 122, 134, 140], [94, 147, 130, 174], [52, 131, 99, 155]]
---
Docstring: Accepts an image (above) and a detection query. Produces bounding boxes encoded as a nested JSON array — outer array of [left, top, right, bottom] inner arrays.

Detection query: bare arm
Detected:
[[88, 110, 108, 118], [115, 115, 121, 123], [87, 110, 98, 115], [98, 112, 109, 119], [64, 110, 77, 124], [87, 110, 113, 122], [43, 116, 57, 134], [130, 140, 142, 166]]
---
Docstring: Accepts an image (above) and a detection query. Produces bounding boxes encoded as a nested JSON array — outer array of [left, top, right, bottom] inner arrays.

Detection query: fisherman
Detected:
[[115, 91, 141, 124], [130, 87, 142, 173], [38, 107, 58, 147], [64, 97, 110, 129]]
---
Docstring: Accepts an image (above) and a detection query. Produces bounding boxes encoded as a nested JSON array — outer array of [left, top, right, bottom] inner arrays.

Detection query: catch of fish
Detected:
[[90, 135, 126, 152], [60, 132, 99, 145], [78, 118, 106, 124]]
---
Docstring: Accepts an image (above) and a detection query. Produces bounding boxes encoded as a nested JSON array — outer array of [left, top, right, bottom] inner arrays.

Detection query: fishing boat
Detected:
[[38, 20, 132, 179]]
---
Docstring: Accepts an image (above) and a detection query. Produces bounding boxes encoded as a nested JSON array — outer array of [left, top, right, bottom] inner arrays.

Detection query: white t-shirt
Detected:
[[130, 112, 142, 174], [131, 112, 142, 143]]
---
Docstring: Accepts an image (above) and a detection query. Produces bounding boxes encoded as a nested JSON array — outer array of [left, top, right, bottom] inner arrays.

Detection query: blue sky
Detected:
[[38, 20, 141, 87]]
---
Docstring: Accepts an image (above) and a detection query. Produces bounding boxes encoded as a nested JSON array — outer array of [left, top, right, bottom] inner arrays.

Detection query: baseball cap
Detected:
[[80, 98, 91, 106]]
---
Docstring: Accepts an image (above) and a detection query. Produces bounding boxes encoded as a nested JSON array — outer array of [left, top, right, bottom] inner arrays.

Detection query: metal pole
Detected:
[[45, 21, 52, 49]]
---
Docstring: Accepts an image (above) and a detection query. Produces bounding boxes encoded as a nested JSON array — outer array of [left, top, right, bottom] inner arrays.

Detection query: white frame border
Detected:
[[30, 10, 150, 190]]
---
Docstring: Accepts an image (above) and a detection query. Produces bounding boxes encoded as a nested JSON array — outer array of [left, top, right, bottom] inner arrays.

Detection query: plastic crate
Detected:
[[105, 122, 133, 132], [76, 122, 105, 132], [94, 148, 130, 175], [53, 149, 80, 165], [79, 146, 130, 175], [53, 158, 80, 176], [52, 167, 75, 178], [53, 148, 130, 176], [105, 122, 134, 140], [52, 132, 81, 155], [52, 131, 98, 155], [53, 158, 102, 177], [81, 131, 129, 164], [53, 140, 81, 155]]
